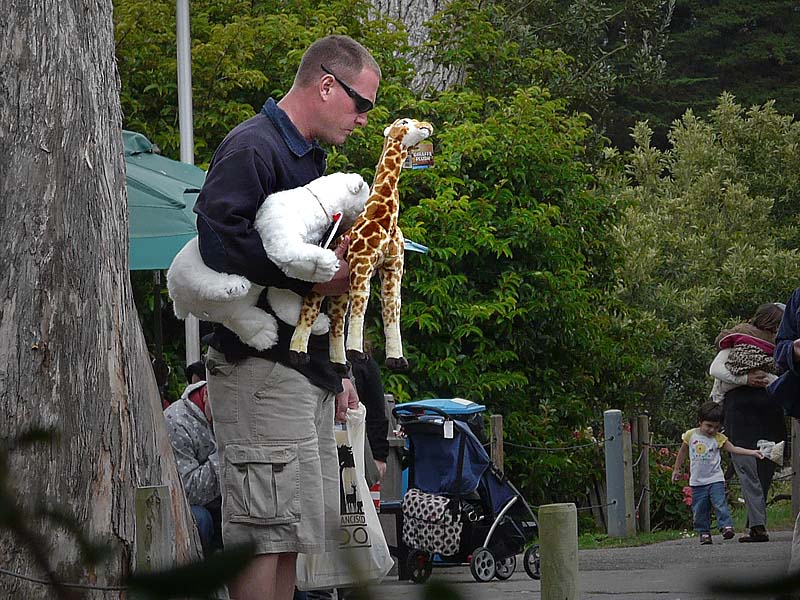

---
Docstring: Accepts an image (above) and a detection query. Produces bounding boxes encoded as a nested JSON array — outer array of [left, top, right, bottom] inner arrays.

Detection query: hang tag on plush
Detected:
[[319, 212, 343, 248], [403, 141, 434, 170], [443, 420, 454, 439]]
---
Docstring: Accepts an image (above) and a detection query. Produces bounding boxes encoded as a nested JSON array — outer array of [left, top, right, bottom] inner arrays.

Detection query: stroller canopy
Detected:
[[407, 418, 491, 497]]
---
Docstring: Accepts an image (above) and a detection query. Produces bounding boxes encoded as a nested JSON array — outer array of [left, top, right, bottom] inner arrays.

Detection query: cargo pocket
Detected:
[[225, 444, 300, 525]]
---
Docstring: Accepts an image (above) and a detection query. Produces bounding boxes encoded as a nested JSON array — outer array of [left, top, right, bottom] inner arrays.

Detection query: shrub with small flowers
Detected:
[[645, 445, 692, 530]]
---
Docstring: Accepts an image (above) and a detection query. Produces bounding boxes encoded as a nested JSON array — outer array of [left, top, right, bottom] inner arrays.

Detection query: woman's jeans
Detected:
[[691, 481, 733, 533]]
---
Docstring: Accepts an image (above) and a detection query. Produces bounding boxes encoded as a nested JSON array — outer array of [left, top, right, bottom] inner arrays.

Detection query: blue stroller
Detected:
[[391, 400, 540, 583]]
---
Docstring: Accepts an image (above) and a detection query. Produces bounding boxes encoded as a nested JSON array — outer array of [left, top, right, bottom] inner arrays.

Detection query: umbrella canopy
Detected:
[[124, 130, 205, 270]]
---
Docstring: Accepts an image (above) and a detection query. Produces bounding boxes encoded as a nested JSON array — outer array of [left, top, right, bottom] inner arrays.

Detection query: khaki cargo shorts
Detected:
[[205, 348, 339, 554]]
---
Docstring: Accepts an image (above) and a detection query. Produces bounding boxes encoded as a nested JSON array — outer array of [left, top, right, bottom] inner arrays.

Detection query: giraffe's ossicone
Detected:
[[289, 118, 433, 373]]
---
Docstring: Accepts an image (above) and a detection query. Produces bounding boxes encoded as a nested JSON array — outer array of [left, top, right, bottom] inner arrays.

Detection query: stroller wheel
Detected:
[[406, 549, 432, 583], [469, 546, 496, 582], [495, 554, 517, 580], [524, 544, 541, 580]]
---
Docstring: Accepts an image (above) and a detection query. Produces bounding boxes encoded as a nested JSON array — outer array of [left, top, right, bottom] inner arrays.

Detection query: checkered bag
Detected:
[[401, 488, 462, 556]]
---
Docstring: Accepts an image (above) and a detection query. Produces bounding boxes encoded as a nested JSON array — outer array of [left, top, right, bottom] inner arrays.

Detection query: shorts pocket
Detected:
[[225, 443, 300, 525]]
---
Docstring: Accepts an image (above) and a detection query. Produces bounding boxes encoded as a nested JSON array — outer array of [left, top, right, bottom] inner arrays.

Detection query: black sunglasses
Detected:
[[320, 64, 374, 114]]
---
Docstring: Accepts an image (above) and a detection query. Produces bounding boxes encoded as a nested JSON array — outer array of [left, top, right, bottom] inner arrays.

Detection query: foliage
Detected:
[[646, 445, 692, 531], [614, 93, 800, 435], [620, 0, 800, 149], [115, 0, 412, 166]]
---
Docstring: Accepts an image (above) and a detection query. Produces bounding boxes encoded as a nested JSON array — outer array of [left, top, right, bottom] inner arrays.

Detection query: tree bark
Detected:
[[0, 1, 200, 596], [372, 0, 462, 92]]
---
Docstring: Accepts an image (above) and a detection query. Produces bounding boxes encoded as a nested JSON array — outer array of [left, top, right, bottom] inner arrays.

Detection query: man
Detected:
[[192, 35, 381, 600], [164, 361, 221, 554]]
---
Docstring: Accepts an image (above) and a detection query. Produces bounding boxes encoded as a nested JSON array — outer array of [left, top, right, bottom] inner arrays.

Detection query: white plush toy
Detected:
[[167, 172, 370, 350]]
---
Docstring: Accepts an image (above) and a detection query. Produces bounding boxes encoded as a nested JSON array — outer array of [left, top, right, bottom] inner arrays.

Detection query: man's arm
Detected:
[[194, 148, 314, 297]]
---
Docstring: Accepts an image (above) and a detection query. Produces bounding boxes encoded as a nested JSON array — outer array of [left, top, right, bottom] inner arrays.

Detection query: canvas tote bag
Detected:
[[296, 403, 394, 590]]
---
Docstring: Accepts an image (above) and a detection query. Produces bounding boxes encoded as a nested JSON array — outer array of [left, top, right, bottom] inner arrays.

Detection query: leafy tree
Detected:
[[615, 93, 800, 434], [114, 0, 656, 507]]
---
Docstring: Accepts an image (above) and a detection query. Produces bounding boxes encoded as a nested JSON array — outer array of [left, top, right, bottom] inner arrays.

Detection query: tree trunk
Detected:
[[371, 0, 462, 92], [0, 1, 200, 597]]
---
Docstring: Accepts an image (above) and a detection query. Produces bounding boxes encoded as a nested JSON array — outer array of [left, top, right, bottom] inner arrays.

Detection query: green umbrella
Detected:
[[124, 130, 205, 271]]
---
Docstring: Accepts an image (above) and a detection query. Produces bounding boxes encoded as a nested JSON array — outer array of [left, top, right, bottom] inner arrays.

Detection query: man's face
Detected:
[[318, 67, 380, 145]]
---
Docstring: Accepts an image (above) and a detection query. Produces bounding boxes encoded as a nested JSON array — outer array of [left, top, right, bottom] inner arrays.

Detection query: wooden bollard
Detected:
[[540, 503, 579, 600]]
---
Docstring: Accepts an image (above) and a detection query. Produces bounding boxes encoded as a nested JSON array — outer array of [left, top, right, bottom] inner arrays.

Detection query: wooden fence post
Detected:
[[135, 485, 174, 573], [637, 414, 651, 533], [622, 424, 636, 536], [539, 503, 579, 600], [490, 414, 504, 472]]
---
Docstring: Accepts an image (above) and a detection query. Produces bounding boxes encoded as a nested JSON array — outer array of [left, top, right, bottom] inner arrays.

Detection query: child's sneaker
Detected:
[[700, 533, 713, 545], [721, 526, 734, 540]]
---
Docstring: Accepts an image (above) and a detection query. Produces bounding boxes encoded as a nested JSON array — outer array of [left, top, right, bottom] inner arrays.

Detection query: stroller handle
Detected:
[[392, 404, 452, 421]]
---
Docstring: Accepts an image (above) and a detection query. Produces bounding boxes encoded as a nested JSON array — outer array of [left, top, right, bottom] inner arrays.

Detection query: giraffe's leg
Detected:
[[288, 292, 324, 366], [380, 250, 407, 371], [345, 284, 371, 364], [327, 293, 350, 374]]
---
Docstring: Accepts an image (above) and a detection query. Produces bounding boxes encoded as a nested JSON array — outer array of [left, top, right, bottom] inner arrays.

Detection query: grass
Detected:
[[577, 478, 795, 550]]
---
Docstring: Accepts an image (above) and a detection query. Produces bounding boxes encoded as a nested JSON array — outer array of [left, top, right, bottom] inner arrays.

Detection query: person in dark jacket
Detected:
[[193, 35, 381, 600], [352, 346, 389, 485]]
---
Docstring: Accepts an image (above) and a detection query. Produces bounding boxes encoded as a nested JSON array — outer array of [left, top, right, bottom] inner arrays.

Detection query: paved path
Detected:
[[377, 530, 794, 599]]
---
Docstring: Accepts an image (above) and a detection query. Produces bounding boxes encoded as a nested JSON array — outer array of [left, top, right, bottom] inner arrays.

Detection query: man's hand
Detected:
[[793, 338, 800, 362], [335, 377, 359, 423], [747, 369, 770, 387], [313, 235, 350, 297]]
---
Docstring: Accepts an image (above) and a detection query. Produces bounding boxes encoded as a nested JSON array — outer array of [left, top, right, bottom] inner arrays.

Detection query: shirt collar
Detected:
[[261, 98, 324, 158]]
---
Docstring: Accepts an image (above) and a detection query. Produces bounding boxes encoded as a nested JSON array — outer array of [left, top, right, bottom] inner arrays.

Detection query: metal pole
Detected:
[[604, 409, 626, 537], [176, 0, 200, 365]]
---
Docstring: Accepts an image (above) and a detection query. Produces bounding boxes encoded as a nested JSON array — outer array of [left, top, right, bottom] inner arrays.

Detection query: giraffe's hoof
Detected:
[[288, 350, 311, 367], [331, 361, 349, 376], [346, 349, 368, 363], [386, 356, 409, 372]]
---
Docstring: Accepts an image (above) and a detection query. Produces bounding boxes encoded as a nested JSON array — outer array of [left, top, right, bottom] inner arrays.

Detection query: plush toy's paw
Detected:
[[386, 356, 410, 372], [240, 321, 279, 351], [288, 350, 311, 367], [203, 275, 251, 301], [312, 251, 340, 282], [225, 277, 250, 298], [347, 175, 367, 196]]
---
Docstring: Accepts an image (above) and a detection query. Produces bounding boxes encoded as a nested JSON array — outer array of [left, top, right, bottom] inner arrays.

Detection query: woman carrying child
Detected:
[[673, 401, 764, 545], [708, 302, 785, 542]]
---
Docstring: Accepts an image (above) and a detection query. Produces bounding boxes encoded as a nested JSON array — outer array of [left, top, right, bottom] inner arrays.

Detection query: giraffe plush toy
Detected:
[[289, 118, 433, 373]]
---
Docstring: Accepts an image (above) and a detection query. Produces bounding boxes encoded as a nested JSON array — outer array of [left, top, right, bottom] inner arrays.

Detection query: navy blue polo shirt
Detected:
[[193, 99, 342, 393]]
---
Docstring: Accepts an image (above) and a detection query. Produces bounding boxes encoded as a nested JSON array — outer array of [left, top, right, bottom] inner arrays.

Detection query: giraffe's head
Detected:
[[383, 118, 433, 149]]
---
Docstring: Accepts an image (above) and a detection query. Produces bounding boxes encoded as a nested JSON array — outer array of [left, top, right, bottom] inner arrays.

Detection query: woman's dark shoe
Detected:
[[700, 533, 713, 545], [738, 526, 769, 543]]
